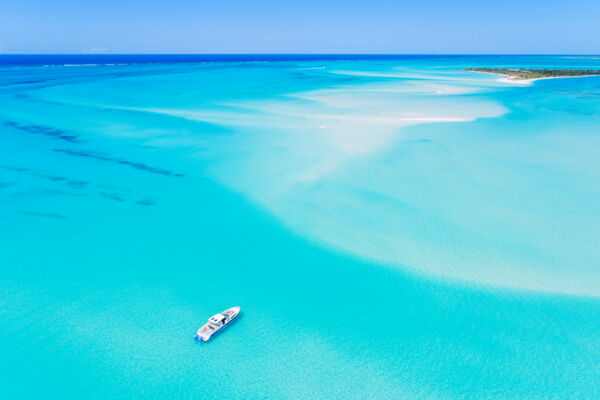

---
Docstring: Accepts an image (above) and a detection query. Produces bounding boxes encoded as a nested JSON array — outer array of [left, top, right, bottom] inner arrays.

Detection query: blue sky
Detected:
[[2, 0, 599, 54]]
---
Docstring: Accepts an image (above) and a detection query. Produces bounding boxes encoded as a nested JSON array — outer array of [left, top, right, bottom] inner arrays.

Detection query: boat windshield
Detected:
[[209, 314, 226, 325]]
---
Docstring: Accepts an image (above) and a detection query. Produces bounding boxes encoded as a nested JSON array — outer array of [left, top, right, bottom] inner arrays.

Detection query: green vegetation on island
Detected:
[[466, 68, 600, 80]]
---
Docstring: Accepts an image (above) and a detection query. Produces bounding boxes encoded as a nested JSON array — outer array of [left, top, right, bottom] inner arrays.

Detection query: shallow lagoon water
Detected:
[[1, 55, 600, 399]]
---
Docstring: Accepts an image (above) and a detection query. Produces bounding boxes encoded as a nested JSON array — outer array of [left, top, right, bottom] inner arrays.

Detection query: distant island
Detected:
[[466, 68, 600, 82]]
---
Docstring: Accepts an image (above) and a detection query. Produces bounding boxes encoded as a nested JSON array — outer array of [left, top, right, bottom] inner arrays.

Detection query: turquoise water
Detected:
[[1, 55, 600, 399]]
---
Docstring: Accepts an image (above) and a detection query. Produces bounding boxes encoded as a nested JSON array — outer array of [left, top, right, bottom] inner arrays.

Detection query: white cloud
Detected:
[[86, 47, 107, 54]]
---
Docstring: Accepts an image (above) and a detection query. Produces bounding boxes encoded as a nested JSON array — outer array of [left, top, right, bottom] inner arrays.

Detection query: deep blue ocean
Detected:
[[1, 55, 600, 399]]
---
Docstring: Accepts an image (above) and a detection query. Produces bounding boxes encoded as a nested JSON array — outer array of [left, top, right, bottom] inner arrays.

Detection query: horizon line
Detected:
[[1, 53, 600, 56]]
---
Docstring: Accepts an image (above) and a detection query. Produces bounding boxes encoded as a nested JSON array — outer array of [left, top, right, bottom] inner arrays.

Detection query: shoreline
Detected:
[[469, 69, 600, 85]]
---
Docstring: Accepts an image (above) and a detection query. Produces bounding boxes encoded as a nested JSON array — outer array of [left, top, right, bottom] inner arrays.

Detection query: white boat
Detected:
[[194, 306, 240, 342]]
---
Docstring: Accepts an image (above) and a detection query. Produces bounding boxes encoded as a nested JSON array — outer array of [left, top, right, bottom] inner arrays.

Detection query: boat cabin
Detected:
[[208, 313, 227, 326]]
